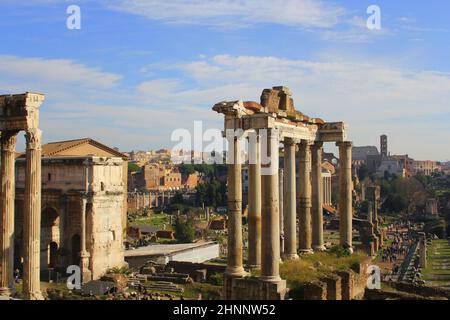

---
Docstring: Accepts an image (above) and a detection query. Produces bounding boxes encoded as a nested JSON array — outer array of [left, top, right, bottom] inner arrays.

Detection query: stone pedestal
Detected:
[[23, 129, 44, 300], [298, 140, 313, 254], [0, 132, 18, 296], [226, 275, 287, 300], [312, 142, 325, 251]]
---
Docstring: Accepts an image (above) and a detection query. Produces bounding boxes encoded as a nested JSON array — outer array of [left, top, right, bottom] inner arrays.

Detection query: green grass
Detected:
[[131, 213, 171, 229], [422, 240, 450, 285]]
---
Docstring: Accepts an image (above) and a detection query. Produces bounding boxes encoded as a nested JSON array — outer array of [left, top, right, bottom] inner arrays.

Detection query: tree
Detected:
[[174, 217, 195, 243], [394, 177, 427, 214], [382, 194, 408, 213], [357, 164, 369, 182], [128, 162, 140, 172], [172, 191, 184, 204]]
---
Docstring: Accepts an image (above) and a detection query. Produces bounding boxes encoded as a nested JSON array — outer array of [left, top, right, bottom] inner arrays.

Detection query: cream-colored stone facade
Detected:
[[14, 156, 126, 280]]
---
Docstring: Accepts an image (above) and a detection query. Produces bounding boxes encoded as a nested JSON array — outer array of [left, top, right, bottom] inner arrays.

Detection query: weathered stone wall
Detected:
[[289, 260, 370, 300], [14, 156, 126, 280]]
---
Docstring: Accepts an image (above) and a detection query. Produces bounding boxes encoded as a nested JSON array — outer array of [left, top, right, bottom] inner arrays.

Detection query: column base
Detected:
[[344, 247, 354, 254], [247, 264, 261, 271], [25, 291, 44, 300], [0, 286, 14, 297], [313, 245, 327, 252], [282, 253, 299, 261], [259, 275, 282, 283], [225, 266, 247, 277], [298, 249, 314, 255], [82, 270, 93, 284]]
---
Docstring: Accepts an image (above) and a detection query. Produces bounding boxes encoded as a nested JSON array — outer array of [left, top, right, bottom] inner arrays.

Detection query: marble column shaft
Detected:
[[23, 129, 44, 300], [283, 138, 298, 260], [0, 131, 18, 295], [337, 141, 353, 253], [312, 142, 325, 251], [226, 136, 245, 276], [261, 129, 281, 281], [298, 141, 312, 253], [247, 133, 261, 269]]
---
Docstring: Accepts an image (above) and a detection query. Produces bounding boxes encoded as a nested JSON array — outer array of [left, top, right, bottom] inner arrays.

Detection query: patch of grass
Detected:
[[280, 250, 368, 289], [131, 213, 171, 229], [422, 239, 450, 285], [182, 282, 222, 300]]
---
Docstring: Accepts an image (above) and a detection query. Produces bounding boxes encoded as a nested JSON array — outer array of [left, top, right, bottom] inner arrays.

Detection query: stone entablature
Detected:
[[0, 92, 44, 131]]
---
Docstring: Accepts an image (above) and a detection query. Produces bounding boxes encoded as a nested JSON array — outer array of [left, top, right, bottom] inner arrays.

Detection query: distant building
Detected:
[[133, 163, 182, 191], [443, 162, 450, 175], [413, 160, 442, 176], [380, 134, 388, 158], [352, 146, 380, 162], [351, 146, 380, 173], [391, 155, 415, 177], [376, 157, 405, 177]]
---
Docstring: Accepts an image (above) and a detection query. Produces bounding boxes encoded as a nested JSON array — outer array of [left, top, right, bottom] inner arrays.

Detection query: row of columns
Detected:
[[227, 129, 353, 282], [0, 129, 43, 299]]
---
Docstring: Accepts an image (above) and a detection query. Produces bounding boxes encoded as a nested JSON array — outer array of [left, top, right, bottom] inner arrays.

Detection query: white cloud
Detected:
[[136, 54, 450, 160], [0, 55, 121, 90], [107, 0, 345, 29]]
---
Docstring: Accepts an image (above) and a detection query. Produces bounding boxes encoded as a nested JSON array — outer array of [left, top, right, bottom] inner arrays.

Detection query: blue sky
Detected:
[[0, 0, 449, 161]]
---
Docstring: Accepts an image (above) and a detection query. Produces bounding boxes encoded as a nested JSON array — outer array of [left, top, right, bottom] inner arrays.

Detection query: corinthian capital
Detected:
[[1, 131, 19, 152], [25, 128, 42, 150]]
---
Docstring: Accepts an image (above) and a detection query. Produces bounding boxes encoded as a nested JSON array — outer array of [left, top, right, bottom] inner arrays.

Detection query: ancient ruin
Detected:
[[213, 86, 354, 300], [0, 92, 45, 299]]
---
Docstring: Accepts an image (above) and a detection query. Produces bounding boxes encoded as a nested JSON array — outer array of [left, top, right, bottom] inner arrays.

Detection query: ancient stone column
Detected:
[[283, 138, 298, 260], [23, 129, 44, 300], [247, 132, 261, 269], [0, 131, 18, 296], [225, 136, 245, 276], [298, 140, 313, 253], [312, 142, 325, 251], [80, 197, 92, 284], [261, 129, 281, 281], [337, 141, 353, 253], [279, 168, 284, 256]]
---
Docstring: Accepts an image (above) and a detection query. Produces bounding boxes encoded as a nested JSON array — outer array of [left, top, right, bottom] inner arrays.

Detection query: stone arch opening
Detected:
[[48, 242, 58, 268], [41, 207, 60, 270], [71, 234, 81, 266]]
